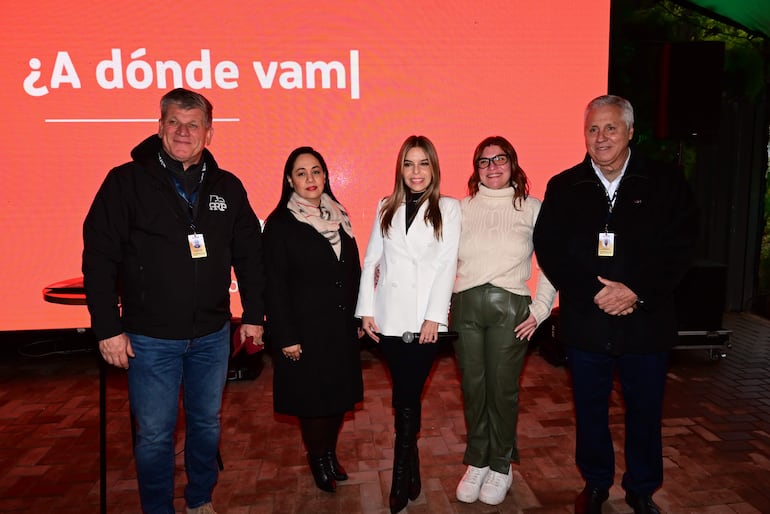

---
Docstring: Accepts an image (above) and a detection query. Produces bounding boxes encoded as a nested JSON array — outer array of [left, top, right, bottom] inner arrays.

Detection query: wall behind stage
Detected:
[[1, 0, 609, 331]]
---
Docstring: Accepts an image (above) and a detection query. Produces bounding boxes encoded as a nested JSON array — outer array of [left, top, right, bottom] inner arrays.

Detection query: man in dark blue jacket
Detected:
[[533, 95, 698, 514], [83, 88, 265, 514]]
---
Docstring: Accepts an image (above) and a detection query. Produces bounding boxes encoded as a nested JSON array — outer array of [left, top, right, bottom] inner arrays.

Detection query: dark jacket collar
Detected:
[[571, 150, 647, 186]]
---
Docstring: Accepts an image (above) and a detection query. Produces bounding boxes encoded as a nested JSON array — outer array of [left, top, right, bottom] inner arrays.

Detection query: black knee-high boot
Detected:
[[408, 407, 421, 501], [390, 407, 419, 513]]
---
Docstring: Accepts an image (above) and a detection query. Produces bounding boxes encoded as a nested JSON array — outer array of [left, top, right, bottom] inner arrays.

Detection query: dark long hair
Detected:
[[468, 136, 529, 209], [379, 135, 444, 240], [269, 146, 339, 217]]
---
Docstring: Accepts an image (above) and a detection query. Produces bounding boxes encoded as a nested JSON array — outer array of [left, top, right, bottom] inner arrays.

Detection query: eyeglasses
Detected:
[[477, 154, 510, 169]]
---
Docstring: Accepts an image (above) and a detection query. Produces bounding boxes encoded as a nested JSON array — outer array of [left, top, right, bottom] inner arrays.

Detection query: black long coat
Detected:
[[263, 208, 363, 417], [533, 152, 698, 354]]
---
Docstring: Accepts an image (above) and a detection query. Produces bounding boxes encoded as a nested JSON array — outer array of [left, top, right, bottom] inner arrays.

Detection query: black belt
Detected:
[[378, 331, 459, 344]]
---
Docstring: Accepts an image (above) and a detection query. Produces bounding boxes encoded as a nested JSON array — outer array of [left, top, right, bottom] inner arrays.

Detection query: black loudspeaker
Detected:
[[530, 307, 567, 367], [655, 42, 724, 139], [674, 260, 727, 331]]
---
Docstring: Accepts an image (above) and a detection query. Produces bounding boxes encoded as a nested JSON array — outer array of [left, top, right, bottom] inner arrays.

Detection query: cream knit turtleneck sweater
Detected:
[[454, 185, 556, 324]]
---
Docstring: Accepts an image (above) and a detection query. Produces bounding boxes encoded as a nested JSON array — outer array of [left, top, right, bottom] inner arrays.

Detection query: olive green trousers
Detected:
[[450, 283, 531, 474]]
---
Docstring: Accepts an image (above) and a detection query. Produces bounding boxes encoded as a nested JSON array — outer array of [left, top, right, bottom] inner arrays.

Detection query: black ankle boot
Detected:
[[324, 449, 348, 481], [389, 407, 419, 513], [307, 453, 336, 493]]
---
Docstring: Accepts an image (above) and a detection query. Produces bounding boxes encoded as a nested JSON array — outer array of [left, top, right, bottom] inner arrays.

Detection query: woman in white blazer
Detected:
[[355, 135, 461, 514]]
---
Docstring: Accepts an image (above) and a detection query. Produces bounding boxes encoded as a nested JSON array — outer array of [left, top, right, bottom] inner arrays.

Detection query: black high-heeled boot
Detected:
[[408, 442, 421, 500], [389, 407, 419, 513], [408, 407, 421, 500], [390, 441, 410, 513], [307, 453, 336, 493], [324, 449, 348, 481]]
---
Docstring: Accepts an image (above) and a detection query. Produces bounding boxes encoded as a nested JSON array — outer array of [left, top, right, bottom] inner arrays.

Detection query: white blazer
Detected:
[[355, 196, 461, 336]]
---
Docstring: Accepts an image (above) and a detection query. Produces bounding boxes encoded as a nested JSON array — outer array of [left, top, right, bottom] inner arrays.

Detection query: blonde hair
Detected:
[[379, 135, 444, 240]]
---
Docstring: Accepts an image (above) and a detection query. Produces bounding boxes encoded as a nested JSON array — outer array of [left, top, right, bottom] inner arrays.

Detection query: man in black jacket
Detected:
[[83, 88, 265, 514], [533, 95, 697, 514]]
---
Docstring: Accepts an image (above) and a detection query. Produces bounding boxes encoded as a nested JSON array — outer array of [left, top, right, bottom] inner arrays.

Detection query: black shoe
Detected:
[[307, 454, 336, 493], [625, 492, 661, 514], [575, 485, 609, 514], [324, 449, 348, 481]]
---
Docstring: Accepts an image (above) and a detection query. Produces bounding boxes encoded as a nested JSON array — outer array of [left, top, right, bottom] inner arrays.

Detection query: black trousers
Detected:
[[378, 336, 440, 410]]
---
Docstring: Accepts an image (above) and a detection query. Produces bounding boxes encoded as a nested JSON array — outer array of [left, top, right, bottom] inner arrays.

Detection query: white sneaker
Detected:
[[478, 465, 512, 505], [455, 465, 490, 503]]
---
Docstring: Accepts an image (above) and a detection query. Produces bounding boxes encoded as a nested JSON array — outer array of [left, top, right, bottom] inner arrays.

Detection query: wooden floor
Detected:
[[1, 312, 769, 513]]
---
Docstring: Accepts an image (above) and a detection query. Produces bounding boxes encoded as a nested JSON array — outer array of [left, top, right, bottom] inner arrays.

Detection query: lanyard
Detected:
[[603, 188, 618, 233], [159, 152, 206, 232]]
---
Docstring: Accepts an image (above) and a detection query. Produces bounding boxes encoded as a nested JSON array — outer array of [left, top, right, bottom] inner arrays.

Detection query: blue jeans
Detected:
[[127, 322, 230, 514], [567, 346, 668, 495]]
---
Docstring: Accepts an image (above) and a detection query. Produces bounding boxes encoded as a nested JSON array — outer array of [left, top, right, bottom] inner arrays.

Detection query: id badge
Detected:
[[188, 233, 208, 258], [598, 232, 615, 257]]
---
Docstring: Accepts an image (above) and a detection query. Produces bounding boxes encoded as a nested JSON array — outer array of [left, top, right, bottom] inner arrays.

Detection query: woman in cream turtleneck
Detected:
[[451, 136, 556, 506]]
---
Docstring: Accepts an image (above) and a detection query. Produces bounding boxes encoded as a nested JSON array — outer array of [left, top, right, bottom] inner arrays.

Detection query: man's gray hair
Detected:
[[585, 95, 634, 130]]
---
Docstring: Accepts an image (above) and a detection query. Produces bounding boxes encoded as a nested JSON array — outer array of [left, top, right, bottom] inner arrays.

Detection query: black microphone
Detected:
[[401, 331, 458, 343]]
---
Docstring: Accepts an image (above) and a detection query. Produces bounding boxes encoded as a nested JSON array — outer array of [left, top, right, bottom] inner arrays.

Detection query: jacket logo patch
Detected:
[[209, 195, 227, 212]]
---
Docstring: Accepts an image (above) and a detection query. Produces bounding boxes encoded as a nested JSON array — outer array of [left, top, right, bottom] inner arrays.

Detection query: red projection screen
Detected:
[[2, 1, 610, 332]]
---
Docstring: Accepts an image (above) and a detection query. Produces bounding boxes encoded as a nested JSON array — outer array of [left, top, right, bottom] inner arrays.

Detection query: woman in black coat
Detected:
[[263, 146, 363, 493]]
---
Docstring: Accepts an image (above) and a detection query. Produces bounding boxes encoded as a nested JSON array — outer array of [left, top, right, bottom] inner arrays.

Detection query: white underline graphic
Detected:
[[44, 118, 240, 123]]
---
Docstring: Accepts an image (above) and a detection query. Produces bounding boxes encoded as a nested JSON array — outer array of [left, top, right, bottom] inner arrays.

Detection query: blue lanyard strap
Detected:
[[170, 172, 204, 208], [159, 152, 206, 231]]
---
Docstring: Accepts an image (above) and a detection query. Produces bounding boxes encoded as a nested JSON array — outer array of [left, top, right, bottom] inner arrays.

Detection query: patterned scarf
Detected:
[[287, 192, 354, 259]]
